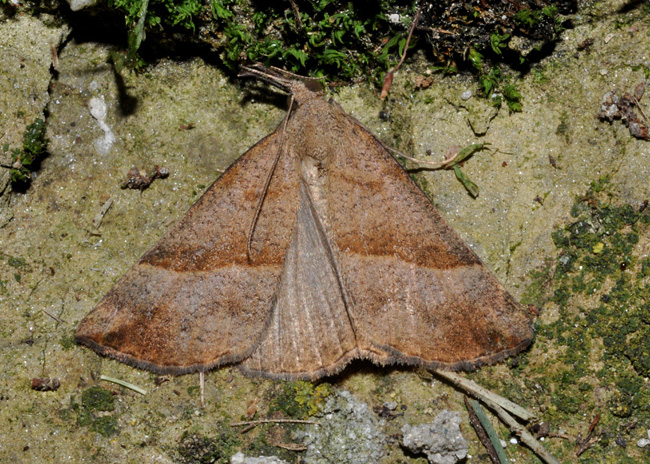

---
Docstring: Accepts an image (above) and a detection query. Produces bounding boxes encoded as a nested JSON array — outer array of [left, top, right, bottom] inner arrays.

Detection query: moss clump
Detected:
[[67, 386, 121, 437], [3, 117, 48, 186], [90, 415, 119, 438], [512, 176, 650, 458], [7, 256, 26, 268], [625, 327, 650, 377], [177, 428, 240, 464], [74, 405, 93, 427], [82, 386, 115, 412], [269, 381, 334, 419], [59, 335, 76, 351], [107, 0, 569, 87]]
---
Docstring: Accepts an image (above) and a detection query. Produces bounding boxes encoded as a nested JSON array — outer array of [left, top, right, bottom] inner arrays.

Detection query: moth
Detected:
[[76, 65, 533, 380]]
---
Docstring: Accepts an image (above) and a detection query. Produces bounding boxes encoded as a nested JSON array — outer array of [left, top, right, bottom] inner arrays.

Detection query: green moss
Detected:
[[57, 407, 73, 423], [4, 117, 48, 185], [520, 262, 553, 306], [516, 178, 650, 447], [177, 428, 240, 464], [106, 0, 565, 92], [269, 381, 334, 419], [82, 386, 115, 412], [59, 335, 76, 351], [7, 256, 26, 268], [556, 110, 570, 143], [90, 415, 119, 437], [481, 177, 650, 460], [109, 0, 415, 82], [187, 385, 200, 397], [514, 5, 558, 29], [625, 327, 650, 377], [75, 406, 93, 427], [551, 390, 582, 414]]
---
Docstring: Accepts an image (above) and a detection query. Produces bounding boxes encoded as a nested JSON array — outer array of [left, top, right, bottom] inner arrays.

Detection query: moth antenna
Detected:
[[246, 95, 296, 262], [239, 64, 294, 94], [268, 65, 324, 92]]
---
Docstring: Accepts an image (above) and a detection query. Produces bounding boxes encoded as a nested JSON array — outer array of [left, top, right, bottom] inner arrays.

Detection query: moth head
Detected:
[[239, 64, 323, 106]]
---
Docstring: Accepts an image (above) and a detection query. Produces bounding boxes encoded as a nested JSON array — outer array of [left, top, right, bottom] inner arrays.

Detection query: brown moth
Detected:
[[76, 65, 533, 380]]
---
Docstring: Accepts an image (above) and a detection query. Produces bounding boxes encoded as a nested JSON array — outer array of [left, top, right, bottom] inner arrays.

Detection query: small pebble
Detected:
[[383, 401, 398, 411], [637, 438, 650, 448], [638, 431, 650, 448]]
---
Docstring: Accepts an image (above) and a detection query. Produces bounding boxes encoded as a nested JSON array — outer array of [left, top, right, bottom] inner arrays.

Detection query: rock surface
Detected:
[[401, 410, 468, 464]]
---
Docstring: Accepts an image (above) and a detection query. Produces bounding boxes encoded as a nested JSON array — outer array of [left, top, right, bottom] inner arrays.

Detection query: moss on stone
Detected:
[[176, 427, 241, 464], [81, 386, 115, 412], [508, 176, 650, 457], [269, 381, 334, 419], [90, 415, 119, 438]]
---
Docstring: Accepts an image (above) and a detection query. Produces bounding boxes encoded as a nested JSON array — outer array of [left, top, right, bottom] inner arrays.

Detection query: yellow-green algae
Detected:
[[472, 177, 650, 463]]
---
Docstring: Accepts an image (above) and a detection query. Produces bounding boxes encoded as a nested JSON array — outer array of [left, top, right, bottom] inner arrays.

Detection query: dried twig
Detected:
[[231, 419, 319, 427], [576, 435, 600, 457], [388, 143, 488, 170], [287, 0, 304, 31], [100, 374, 147, 395], [268, 440, 307, 451], [42, 308, 66, 324], [387, 146, 460, 169], [575, 414, 601, 457], [477, 393, 560, 464], [434, 370, 535, 422], [633, 95, 647, 120], [199, 371, 205, 408], [381, 2, 423, 99], [434, 370, 560, 464]]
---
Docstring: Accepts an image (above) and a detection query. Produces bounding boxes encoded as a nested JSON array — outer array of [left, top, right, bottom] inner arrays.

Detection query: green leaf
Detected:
[[490, 32, 510, 55], [454, 143, 490, 165], [503, 84, 523, 112], [454, 165, 479, 198], [286, 48, 308, 67], [468, 48, 483, 71], [398, 37, 407, 57], [210, 0, 233, 20], [466, 399, 509, 464], [127, 0, 148, 61]]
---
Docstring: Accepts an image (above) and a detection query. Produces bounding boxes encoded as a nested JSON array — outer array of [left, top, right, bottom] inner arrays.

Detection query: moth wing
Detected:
[[324, 118, 533, 369], [76, 130, 301, 374], [240, 180, 363, 380]]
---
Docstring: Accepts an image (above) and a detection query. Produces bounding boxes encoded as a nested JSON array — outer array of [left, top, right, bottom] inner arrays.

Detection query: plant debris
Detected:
[[31, 377, 60, 392], [121, 165, 169, 190]]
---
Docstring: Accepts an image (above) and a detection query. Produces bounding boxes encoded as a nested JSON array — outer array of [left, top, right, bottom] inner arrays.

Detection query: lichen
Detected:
[[293, 390, 387, 464], [269, 381, 334, 419]]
